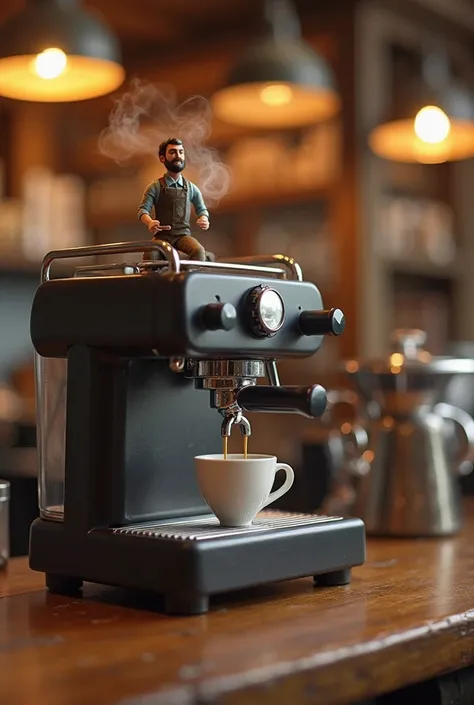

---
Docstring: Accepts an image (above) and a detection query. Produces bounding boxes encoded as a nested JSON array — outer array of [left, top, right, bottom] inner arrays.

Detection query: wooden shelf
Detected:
[[0, 254, 43, 276], [216, 184, 332, 214], [383, 254, 461, 280], [0, 253, 95, 277]]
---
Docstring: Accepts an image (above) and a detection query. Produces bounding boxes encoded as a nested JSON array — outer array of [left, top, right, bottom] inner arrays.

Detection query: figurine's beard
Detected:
[[165, 158, 185, 173]]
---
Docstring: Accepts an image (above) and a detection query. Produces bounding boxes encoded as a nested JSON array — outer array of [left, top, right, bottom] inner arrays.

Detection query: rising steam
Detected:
[[98, 79, 231, 205]]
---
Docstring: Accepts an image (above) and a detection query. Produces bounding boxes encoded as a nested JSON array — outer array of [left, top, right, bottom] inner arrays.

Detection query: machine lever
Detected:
[[237, 384, 327, 418]]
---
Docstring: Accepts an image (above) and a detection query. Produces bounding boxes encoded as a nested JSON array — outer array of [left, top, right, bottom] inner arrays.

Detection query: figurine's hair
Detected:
[[158, 137, 183, 158]]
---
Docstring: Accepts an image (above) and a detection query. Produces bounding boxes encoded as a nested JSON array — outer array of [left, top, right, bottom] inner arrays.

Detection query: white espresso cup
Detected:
[[194, 453, 294, 527]]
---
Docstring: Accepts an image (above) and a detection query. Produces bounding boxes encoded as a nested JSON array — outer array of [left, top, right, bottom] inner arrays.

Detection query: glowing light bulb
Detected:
[[390, 353, 404, 367], [414, 106, 451, 144], [34, 48, 68, 80], [260, 84, 293, 107]]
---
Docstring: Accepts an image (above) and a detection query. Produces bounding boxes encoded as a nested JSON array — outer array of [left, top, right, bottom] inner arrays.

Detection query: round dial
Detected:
[[246, 285, 285, 337]]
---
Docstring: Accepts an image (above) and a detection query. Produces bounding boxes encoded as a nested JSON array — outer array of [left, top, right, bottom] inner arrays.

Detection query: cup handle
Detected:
[[261, 463, 295, 509]]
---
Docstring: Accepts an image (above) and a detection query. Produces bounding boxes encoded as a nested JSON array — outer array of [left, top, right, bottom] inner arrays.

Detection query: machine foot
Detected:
[[314, 568, 351, 587], [165, 592, 209, 615], [46, 573, 83, 595]]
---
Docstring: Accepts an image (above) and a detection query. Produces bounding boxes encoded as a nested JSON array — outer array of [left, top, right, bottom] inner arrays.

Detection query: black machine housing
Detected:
[[28, 248, 365, 614]]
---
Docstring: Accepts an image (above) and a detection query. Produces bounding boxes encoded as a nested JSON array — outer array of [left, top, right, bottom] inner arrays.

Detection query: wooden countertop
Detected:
[[3, 504, 474, 705]]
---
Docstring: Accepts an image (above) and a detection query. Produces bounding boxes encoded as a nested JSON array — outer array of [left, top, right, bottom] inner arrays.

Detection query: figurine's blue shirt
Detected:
[[137, 174, 209, 221], [163, 174, 184, 187]]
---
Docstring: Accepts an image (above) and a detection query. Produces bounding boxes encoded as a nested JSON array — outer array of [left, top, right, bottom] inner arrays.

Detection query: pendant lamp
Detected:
[[369, 47, 474, 164], [211, 0, 340, 129], [0, 0, 125, 102]]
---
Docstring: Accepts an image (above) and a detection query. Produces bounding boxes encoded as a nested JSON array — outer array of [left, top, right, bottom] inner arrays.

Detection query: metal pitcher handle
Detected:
[[321, 422, 370, 516], [340, 422, 371, 476], [323, 390, 371, 476], [434, 402, 474, 476]]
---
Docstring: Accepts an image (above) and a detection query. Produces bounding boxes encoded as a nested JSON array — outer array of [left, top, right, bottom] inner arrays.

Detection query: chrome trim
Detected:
[[265, 360, 281, 386], [190, 360, 265, 379], [169, 357, 185, 373], [219, 254, 303, 281], [41, 240, 180, 282], [40, 242, 303, 283], [138, 259, 286, 278], [74, 263, 139, 277]]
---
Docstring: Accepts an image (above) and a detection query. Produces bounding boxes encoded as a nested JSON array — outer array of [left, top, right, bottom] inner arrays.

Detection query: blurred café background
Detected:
[[0, 0, 473, 556]]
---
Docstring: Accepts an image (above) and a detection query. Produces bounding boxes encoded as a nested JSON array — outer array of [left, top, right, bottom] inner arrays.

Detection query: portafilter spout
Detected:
[[220, 405, 252, 438], [185, 359, 265, 438], [186, 359, 328, 437]]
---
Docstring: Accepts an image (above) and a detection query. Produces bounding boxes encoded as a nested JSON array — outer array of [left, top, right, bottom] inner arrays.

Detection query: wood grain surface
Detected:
[[2, 502, 474, 705]]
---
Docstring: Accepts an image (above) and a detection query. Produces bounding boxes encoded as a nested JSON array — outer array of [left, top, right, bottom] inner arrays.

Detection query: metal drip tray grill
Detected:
[[109, 511, 343, 541]]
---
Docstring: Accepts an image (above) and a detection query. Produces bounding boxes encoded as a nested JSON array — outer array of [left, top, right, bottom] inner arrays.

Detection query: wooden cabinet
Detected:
[[356, 1, 474, 356]]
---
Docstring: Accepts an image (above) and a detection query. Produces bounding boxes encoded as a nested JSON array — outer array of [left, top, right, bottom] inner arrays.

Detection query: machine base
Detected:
[[30, 510, 366, 615]]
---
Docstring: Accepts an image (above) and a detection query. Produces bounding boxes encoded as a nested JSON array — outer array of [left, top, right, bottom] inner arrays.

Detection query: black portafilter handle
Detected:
[[237, 384, 327, 418], [299, 308, 345, 336]]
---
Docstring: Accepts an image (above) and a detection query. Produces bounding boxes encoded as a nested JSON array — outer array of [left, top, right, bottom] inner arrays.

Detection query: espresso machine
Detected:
[[28, 240, 365, 614]]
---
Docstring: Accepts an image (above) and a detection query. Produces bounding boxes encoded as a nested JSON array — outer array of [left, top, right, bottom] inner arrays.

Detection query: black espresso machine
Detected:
[[28, 240, 365, 614]]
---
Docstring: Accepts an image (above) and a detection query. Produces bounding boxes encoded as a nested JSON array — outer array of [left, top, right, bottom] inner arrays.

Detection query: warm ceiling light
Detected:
[[369, 48, 474, 164], [0, 0, 125, 102], [34, 48, 68, 80], [413, 105, 451, 143], [211, 0, 340, 129], [260, 84, 293, 106], [369, 105, 474, 164]]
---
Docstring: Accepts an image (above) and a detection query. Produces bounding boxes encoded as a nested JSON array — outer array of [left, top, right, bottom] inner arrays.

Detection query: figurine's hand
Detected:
[[197, 215, 209, 231], [147, 219, 171, 234]]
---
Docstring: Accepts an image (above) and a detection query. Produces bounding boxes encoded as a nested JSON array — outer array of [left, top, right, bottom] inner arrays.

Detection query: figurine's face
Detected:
[[161, 143, 186, 173]]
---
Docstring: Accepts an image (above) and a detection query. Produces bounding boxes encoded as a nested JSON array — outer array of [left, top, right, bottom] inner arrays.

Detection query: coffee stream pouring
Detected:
[[28, 240, 365, 615], [325, 329, 474, 537]]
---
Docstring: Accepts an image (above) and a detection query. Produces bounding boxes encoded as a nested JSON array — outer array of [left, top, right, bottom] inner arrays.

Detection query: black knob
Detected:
[[237, 384, 327, 418], [298, 308, 345, 336], [201, 303, 237, 331]]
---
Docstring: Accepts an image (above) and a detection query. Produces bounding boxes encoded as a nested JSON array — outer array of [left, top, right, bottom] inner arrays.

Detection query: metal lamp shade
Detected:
[[368, 83, 474, 164], [0, 0, 125, 102], [212, 38, 340, 129]]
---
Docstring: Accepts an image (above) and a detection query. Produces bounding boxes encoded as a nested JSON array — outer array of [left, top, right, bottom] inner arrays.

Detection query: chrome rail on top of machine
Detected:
[[39, 240, 304, 282]]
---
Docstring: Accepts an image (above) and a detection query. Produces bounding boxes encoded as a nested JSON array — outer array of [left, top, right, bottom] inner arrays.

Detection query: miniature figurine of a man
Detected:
[[137, 138, 210, 261]]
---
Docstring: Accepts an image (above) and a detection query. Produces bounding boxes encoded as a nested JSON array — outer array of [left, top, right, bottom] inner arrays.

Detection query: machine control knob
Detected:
[[298, 308, 345, 336], [201, 303, 237, 331], [245, 285, 285, 338]]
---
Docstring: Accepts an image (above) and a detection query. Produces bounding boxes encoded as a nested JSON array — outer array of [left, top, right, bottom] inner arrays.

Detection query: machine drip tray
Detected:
[[29, 510, 365, 615], [109, 510, 344, 541]]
